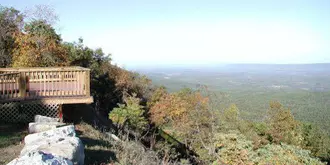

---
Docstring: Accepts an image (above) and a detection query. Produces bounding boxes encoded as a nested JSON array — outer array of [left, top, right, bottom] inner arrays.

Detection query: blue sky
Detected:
[[2, 0, 330, 67]]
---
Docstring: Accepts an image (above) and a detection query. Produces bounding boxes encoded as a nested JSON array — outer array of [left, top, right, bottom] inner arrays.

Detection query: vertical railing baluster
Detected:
[[61, 71, 64, 96], [46, 71, 48, 96], [56, 71, 59, 96], [25, 72, 28, 98], [70, 71, 73, 96], [16, 73, 19, 98], [77, 71, 80, 95], [82, 71, 85, 95], [65, 71, 68, 96], [43, 71, 46, 96], [74, 71, 77, 96], [5, 74, 8, 98], [1, 75, 3, 99], [10, 74, 13, 98], [38, 71, 41, 97], [33, 71, 35, 98], [51, 71, 53, 96]]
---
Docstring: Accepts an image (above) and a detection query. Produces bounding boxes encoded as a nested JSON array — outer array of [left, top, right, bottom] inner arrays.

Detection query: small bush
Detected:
[[109, 93, 148, 131]]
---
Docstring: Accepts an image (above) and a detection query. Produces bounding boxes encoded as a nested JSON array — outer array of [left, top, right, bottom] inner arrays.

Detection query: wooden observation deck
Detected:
[[0, 67, 93, 104]]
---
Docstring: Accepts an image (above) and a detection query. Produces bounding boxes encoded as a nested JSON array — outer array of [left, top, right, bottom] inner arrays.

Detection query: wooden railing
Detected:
[[0, 72, 20, 99], [0, 67, 90, 100]]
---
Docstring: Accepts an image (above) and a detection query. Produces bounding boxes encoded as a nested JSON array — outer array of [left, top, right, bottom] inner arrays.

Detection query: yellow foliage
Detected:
[[11, 32, 68, 67], [149, 90, 209, 127]]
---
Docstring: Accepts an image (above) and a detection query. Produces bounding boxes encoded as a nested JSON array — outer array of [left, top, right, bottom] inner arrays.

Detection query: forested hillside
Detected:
[[1, 5, 330, 165], [139, 65, 330, 135]]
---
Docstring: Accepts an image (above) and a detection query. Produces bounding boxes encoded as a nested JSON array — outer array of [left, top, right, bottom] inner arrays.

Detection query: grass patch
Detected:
[[75, 123, 116, 165], [0, 123, 27, 148]]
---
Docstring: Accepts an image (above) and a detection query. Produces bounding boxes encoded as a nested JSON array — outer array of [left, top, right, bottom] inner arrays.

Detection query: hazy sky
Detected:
[[2, 0, 330, 67]]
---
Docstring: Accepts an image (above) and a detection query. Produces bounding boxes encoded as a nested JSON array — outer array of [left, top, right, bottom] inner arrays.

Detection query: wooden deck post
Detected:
[[18, 73, 27, 98], [58, 104, 63, 122]]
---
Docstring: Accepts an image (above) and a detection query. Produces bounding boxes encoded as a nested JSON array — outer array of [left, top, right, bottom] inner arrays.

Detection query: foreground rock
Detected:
[[24, 125, 76, 144], [22, 125, 84, 165], [21, 136, 84, 165], [7, 151, 73, 165], [34, 115, 59, 123], [28, 122, 66, 134], [7, 115, 85, 165]]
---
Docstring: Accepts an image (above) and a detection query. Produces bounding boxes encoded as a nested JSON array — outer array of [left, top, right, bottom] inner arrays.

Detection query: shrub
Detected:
[[109, 93, 148, 131], [251, 143, 324, 165]]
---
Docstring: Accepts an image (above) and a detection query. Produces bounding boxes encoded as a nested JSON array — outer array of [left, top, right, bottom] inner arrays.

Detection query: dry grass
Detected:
[[76, 122, 181, 165], [76, 122, 116, 165]]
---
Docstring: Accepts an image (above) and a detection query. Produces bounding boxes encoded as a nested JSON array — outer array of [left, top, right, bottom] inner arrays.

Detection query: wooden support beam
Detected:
[[18, 73, 27, 97], [58, 104, 63, 122], [85, 70, 90, 96]]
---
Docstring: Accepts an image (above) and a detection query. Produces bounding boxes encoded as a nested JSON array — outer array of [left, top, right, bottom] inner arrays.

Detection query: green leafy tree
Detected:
[[301, 123, 330, 161], [0, 6, 23, 67], [267, 101, 302, 145], [109, 93, 148, 131], [222, 104, 241, 131]]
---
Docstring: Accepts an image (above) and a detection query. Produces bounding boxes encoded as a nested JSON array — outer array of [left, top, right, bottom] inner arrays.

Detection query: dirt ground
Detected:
[[0, 143, 24, 165], [0, 123, 27, 165]]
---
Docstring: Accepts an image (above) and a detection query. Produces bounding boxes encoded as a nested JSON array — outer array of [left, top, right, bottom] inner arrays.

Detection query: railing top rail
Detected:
[[0, 66, 90, 72]]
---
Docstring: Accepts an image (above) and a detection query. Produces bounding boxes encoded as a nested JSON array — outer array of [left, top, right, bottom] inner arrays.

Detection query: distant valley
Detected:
[[135, 63, 330, 133]]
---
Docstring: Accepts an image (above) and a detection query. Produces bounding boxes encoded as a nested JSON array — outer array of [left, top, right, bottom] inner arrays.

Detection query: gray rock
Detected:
[[7, 151, 73, 165], [24, 125, 76, 144], [28, 122, 66, 134], [34, 115, 59, 123], [21, 136, 84, 165]]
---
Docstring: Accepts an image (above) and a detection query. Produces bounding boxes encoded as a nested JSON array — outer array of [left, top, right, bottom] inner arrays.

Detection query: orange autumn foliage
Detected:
[[11, 21, 68, 67], [149, 89, 209, 128]]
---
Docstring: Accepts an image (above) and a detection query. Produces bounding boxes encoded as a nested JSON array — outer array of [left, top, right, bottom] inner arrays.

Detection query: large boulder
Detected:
[[28, 122, 66, 134], [21, 136, 84, 165], [34, 115, 59, 123], [7, 151, 73, 165], [24, 125, 76, 144]]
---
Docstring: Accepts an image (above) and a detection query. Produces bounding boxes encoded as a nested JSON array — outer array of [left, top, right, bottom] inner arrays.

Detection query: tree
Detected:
[[11, 20, 68, 67], [147, 86, 168, 108], [224, 104, 239, 122], [24, 4, 59, 26], [267, 101, 302, 145], [149, 88, 214, 162], [109, 93, 148, 131], [0, 6, 23, 67], [301, 123, 330, 161], [64, 38, 111, 75]]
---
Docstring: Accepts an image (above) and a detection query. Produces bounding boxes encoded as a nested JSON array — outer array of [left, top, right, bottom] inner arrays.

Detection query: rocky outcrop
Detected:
[[7, 115, 85, 165], [34, 115, 60, 123], [25, 125, 76, 144], [28, 122, 66, 134], [7, 151, 73, 165]]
